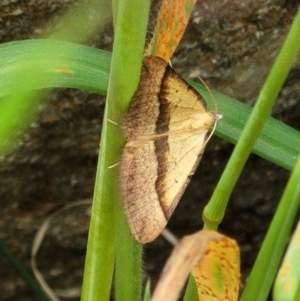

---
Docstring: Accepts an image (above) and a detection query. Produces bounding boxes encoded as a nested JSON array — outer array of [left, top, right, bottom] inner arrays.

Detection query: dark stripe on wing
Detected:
[[155, 65, 171, 219]]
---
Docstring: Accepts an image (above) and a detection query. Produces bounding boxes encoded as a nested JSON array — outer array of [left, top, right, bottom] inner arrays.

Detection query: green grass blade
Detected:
[[273, 220, 300, 301], [0, 39, 112, 155], [183, 275, 198, 301], [115, 209, 143, 301], [143, 280, 151, 301], [80, 1, 150, 301], [239, 154, 300, 301], [44, 0, 112, 43], [110, 1, 150, 301], [203, 8, 300, 229], [1, 40, 299, 170], [0, 40, 111, 97], [0, 239, 51, 301], [193, 84, 300, 170]]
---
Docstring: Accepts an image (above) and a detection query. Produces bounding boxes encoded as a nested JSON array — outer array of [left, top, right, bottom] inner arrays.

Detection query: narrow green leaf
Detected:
[[203, 8, 300, 229], [273, 221, 300, 301], [193, 84, 300, 170], [183, 275, 198, 301], [111, 1, 151, 300], [240, 152, 300, 301], [0, 40, 299, 169], [80, 1, 150, 301], [0, 239, 51, 301]]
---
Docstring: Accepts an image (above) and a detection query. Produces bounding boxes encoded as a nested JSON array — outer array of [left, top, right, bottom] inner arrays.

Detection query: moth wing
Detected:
[[164, 67, 208, 114], [157, 130, 210, 218], [121, 56, 216, 243], [156, 67, 215, 217], [121, 139, 168, 243], [122, 56, 168, 140], [121, 128, 211, 243]]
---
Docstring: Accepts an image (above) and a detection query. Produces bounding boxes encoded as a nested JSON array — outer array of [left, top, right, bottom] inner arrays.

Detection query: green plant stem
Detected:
[[0, 239, 50, 301], [183, 275, 198, 301], [112, 1, 150, 299], [143, 280, 151, 301], [273, 220, 300, 301], [203, 9, 300, 229], [45, 0, 112, 44], [193, 84, 300, 171], [80, 1, 150, 301], [115, 207, 143, 301], [240, 153, 300, 301]]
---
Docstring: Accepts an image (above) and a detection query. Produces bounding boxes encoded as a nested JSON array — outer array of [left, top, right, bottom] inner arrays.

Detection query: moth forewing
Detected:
[[121, 55, 218, 243], [121, 141, 168, 243]]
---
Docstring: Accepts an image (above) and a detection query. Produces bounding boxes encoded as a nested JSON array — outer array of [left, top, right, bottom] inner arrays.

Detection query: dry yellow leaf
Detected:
[[192, 234, 240, 300]]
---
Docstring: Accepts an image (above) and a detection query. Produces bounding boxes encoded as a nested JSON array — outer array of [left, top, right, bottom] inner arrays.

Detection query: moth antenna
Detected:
[[196, 75, 218, 113], [192, 73, 222, 147]]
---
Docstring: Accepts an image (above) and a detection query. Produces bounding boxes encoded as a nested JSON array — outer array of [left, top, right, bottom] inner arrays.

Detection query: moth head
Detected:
[[190, 112, 215, 130]]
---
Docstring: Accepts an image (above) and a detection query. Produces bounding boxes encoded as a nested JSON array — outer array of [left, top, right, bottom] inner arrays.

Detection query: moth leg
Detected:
[[107, 118, 119, 126], [161, 228, 179, 246], [108, 161, 120, 169]]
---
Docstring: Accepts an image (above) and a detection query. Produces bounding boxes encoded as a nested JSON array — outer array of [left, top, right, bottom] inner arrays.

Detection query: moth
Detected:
[[121, 56, 219, 243]]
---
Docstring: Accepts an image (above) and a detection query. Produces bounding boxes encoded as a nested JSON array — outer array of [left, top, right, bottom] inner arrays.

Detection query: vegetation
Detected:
[[0, 1, 299, 300]]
